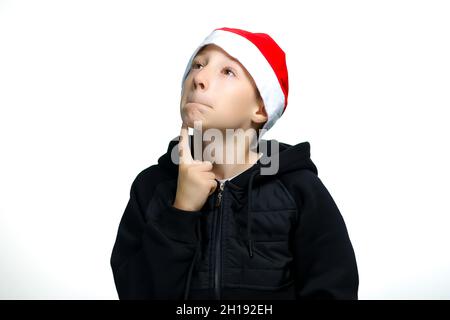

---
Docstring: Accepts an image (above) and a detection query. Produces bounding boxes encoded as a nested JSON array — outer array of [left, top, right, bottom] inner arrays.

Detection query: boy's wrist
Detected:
[[172, 199, 198, 212]]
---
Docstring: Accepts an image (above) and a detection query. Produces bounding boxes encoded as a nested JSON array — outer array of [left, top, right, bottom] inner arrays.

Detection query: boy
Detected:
[[110, 27, 359, 300]]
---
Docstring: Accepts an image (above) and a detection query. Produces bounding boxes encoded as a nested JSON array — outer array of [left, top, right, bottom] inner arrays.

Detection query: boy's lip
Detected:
[[186, 101, 212, 108]]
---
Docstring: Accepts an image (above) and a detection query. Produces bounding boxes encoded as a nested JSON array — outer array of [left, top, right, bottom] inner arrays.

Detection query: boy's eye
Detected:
[[223, 68, 236, 77], [191, 61, 236, 77]]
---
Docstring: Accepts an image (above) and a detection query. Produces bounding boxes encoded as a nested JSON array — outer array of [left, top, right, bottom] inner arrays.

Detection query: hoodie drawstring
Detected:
[[183, 218, 202, 300], [247, 170, 258, 258]]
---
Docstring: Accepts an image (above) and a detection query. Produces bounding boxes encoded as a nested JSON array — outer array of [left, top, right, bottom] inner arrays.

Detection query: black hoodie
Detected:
[[110, 135, 359, 300]]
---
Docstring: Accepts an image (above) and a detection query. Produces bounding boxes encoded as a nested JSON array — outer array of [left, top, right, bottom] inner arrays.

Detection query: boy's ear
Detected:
[[252, 100, 268, 125]]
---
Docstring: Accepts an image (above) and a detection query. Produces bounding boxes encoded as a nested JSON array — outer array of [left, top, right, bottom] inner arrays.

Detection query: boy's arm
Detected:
[[283, 170, 359, 299], [110, 166, 202, 299]]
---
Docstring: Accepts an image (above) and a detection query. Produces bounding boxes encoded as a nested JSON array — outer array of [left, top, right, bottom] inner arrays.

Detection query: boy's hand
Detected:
[[173, 123, 218, 212]]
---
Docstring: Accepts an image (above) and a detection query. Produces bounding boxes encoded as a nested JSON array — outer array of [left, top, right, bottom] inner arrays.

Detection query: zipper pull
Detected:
[[215, 181, 225, 207]]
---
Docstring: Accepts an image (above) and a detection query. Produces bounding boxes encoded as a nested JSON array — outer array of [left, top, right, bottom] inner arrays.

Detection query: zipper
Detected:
[[213, 181, 225, 300], [215, 181, 224, 207]]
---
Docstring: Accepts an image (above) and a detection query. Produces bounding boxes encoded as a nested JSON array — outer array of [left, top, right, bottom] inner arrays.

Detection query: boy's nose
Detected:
[[193, 70, 210, 91], [195, 81, 206, 90]]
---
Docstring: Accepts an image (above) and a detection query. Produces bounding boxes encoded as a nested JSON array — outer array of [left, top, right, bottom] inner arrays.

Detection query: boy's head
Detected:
[[180, 27, 289, 140], [180, 43, 267, 133]]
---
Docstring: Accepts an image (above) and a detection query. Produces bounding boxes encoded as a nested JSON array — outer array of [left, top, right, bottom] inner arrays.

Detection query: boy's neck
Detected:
[[210, 149, 261, 181], [197, 128, 261, 181]]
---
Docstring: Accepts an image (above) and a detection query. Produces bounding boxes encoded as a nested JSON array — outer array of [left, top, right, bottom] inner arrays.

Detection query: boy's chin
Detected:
[[182, 118, 212, 130], [182, 117, 242, 132]]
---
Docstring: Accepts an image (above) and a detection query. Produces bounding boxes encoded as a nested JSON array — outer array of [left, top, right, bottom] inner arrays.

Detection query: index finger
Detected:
[[179, 122, 193, 165]]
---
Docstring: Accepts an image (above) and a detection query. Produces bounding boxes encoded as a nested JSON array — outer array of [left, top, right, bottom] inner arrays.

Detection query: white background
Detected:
[[1, 0, 449, 299]]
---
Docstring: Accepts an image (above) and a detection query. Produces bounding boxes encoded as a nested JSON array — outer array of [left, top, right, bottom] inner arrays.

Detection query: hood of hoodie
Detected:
[[157, 134, 318, 189]]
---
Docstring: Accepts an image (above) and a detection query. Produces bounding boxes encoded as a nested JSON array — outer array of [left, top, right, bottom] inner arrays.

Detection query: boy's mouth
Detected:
[[186, 101, 212, 109], [184, 101, 212, 116]]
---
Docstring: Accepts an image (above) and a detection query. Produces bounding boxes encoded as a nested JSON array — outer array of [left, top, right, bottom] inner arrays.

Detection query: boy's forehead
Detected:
[[192, 43, 257, 86], [195, 44, 240, 64]]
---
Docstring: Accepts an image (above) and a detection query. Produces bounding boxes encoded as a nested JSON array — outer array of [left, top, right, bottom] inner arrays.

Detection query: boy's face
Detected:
[[180, 44, 267, 132]]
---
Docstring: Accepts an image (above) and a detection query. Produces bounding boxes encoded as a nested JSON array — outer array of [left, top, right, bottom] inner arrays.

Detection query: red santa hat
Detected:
[[181, 27, 289, 136]]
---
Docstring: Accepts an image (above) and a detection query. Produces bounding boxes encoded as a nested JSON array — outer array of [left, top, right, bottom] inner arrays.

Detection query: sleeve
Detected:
[[288, 170, 359, 299], [110, 169, 203, 300]]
